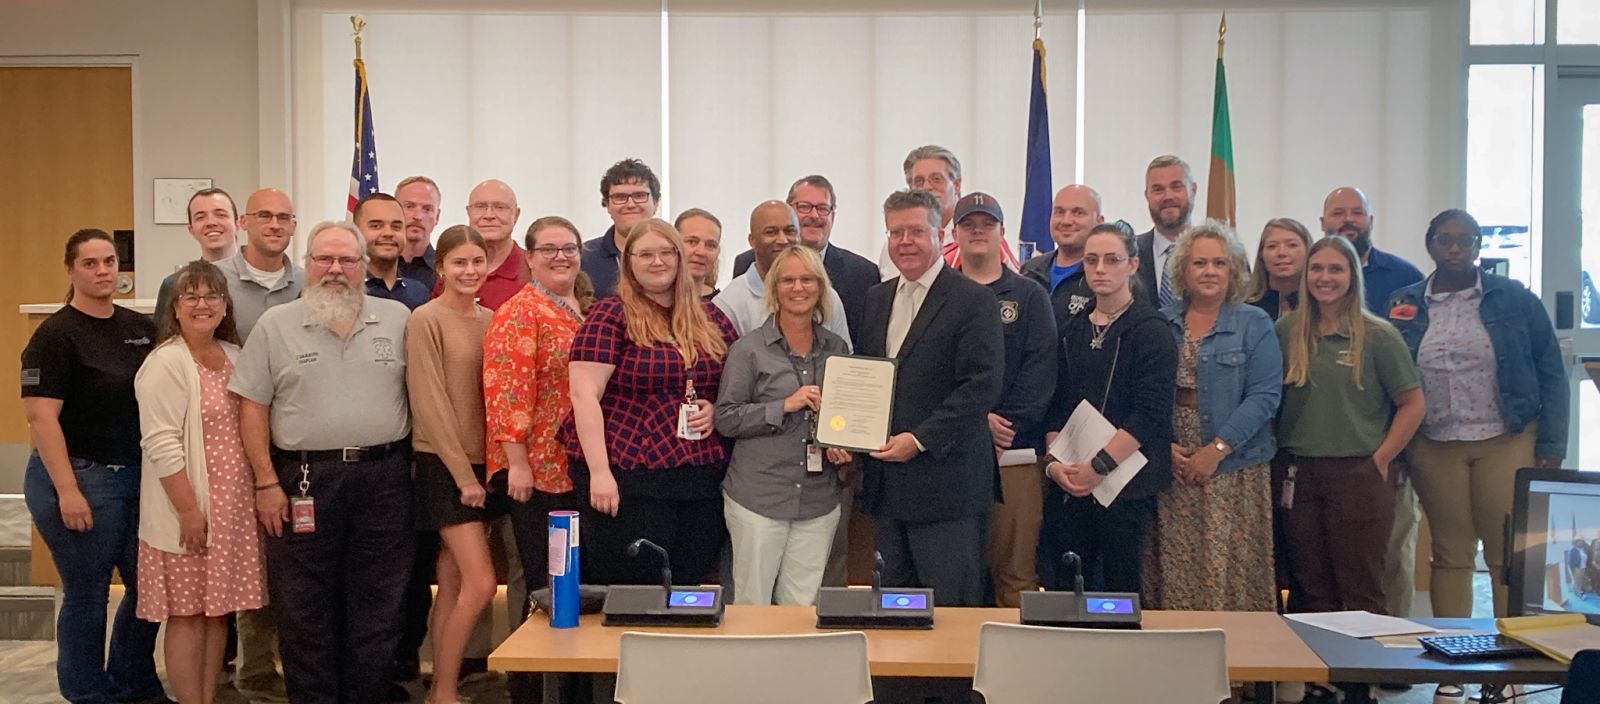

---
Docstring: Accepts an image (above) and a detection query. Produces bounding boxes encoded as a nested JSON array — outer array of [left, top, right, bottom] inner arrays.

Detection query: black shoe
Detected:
[[381, 682, 411, 703], [459, 656, 489, 678], [1379, 682, 1415, 692], [1300, 684, 1340, 704], [392, 658, 421, 682]]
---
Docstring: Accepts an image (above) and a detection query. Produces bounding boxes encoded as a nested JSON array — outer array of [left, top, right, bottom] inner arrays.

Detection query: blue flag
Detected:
[[346, 57, 379, 215], [1020, 38, 1053, 254]]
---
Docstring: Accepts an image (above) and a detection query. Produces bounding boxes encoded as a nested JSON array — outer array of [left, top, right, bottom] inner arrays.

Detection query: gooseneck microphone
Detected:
[[627, 538, 673, 593], [1061, 551, 1085, 599], [871, 551, 885, 594]]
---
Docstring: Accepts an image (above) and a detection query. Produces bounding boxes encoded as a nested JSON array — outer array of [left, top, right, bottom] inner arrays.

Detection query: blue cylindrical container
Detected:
[[548, 510, 581, 628]]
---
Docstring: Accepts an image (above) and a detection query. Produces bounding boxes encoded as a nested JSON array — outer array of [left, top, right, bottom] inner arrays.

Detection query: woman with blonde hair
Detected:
[[1246, 218, 1312, 321], [560, 218, 739, 586], [1142, 221, 1281, 612], [1275, 235, 1424, 704], [715, 245, 853, 605]]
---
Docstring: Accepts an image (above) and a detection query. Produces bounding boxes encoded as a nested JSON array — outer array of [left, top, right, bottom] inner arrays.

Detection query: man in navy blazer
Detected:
[[857, 188, 1004, 606], [731, 175, 879, 343], [1134, 154, 1197, 307]]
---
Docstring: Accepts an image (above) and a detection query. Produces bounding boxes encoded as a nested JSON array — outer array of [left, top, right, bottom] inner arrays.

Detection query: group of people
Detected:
[[19, 147, 1568, 704]]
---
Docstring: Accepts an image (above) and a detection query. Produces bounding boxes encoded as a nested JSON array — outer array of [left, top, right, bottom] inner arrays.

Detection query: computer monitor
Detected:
[[1508, 468, 1600, 617]]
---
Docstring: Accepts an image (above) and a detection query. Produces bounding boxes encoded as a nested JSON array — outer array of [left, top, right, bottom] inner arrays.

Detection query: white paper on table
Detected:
[[1284, 611, 1438, 639], [1045, 400, 1147, 506]]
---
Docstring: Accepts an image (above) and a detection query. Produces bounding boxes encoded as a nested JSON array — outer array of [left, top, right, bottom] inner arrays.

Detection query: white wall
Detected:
[[0, 0, 261, 298], [1082, 6, 1448, 269]]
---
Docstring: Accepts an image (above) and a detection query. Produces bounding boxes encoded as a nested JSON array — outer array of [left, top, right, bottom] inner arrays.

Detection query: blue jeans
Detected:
[[24, 452, 164, 704]]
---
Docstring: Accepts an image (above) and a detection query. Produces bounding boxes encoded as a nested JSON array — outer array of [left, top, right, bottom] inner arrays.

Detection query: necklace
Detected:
[[1089, 298, 1134, 350]]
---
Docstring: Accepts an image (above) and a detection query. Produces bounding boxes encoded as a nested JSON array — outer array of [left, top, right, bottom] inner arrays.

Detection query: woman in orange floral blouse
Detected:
[[484, 215, 595, 610]]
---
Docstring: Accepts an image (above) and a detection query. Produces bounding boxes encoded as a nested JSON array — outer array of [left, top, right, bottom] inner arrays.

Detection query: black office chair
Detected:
[[1561, 649, 1600, 704]]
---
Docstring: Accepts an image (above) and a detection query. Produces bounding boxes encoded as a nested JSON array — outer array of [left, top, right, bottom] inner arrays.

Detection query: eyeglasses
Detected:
[[607, 191, 653, 206], [789, 201, 834, 216], [309, 255, 363, 269], [777, 275, 820, 288], [629, 248, 679, 263], [886, 227, 933, 241], [1433, 234, 1480, 249], [533, 244, 580, 259], [177, 293, 226, 307], [1083, 254, 1130, 268], [468, 202, 513, 214], [250, 211, 296, 224]]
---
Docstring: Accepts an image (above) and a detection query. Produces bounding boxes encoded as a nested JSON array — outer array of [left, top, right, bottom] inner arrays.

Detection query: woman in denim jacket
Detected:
[[1385, 209, 1567, 622], [1144, 221, 1283, 612]]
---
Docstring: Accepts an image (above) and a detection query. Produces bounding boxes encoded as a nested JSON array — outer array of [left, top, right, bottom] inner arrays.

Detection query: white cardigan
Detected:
[[135, 338, 241, 555]]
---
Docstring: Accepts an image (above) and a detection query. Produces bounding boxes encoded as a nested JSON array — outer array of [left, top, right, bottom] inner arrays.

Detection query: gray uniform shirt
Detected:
[[217, 253, 305, 340], [713, 317, 850, 521], [229, 295, 411, 450]]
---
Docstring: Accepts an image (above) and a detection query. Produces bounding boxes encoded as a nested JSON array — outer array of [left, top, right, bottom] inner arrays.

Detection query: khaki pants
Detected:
[[1408, 427, 1535, 618], [1383, 475, 1419, 617], [987, 459, 1044, 607]]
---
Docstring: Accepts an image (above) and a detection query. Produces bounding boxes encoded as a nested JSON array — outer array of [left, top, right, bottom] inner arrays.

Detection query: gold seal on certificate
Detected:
[[815, 354, 897, 452]]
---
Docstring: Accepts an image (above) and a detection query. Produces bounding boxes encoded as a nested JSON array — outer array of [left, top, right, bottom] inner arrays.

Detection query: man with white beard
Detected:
[[231, 221, 414, 703]]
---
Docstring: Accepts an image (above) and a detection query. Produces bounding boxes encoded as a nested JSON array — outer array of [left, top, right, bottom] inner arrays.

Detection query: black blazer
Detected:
[[733, 244, 879, 344], [1135, 229, 1158, 299], [858, 265, 1005, 521]]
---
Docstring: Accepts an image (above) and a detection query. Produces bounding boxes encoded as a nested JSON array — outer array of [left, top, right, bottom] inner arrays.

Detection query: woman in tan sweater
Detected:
[[405, 225, 493, 704]]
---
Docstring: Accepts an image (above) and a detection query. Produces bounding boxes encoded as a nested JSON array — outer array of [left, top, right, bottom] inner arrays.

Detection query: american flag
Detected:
[[346, 56, 379, 215]]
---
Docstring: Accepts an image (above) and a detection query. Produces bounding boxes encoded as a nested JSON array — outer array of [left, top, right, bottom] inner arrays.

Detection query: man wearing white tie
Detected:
[[858, 189, 1004, 606], [1134, 154, 1197, 308]]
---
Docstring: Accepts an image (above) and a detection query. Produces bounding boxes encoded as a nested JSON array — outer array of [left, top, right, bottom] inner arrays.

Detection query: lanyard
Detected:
[[787, 348, 819, 445]]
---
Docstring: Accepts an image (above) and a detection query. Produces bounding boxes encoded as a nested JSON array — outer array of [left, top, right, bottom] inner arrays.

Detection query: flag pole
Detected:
[[1034, 0, 1044, 41], [1216, 11, 1226, 60], [351, 15, 366, 62]]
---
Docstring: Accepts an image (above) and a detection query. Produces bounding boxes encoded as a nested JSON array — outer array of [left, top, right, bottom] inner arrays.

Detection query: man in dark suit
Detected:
[[858, 188, 1004, 606], [1134, 154, 1197, 307], [731, 175, 879, 342]]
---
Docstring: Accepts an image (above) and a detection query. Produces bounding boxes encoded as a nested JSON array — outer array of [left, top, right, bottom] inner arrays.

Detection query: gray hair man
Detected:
[[231, 220, 414, 703]]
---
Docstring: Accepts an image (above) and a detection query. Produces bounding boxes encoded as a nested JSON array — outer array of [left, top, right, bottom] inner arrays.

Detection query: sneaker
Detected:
[[1433, 684, 1467, 703], [1299, 684, 1340, 704]]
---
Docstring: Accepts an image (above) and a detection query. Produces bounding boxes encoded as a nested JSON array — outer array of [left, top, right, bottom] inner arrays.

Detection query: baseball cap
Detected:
[[953, 192, 1004, 227]]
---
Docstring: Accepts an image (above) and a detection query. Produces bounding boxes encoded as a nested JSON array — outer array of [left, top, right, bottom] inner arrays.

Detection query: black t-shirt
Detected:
[[20, 304, 156, 465]]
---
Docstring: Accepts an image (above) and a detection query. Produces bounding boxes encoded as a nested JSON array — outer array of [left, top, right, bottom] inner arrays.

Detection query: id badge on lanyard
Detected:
[[794, 354, 823, 473], [677, 378, 704, 441], [290, 463, 316, 533]]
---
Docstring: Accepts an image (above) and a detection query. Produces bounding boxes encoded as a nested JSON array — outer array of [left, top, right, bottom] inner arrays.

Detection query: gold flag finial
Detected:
[[1217, 11, 1227, 60], [351, 15, 367, 61]]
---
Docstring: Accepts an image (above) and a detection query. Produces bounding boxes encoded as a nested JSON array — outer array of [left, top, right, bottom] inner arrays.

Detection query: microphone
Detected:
[[627, 538, 673, 594], [871, 551, 885, 595], [1061, 551, 1085, 599]]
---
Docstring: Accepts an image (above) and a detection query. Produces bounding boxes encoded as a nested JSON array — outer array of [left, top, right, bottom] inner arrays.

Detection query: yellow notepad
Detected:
[[1495, 613, 1600, 664]]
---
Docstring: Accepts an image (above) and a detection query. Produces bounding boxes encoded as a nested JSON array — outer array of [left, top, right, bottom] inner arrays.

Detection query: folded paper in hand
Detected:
[[1047, 400, 1147, 506]]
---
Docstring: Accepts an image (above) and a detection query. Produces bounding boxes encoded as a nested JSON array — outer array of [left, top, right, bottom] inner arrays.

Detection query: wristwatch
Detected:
[[1213, 439, 1232, 455], [1091, 450, 1116, 476]]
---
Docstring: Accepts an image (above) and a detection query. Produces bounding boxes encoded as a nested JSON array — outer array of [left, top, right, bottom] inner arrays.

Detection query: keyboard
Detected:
[[1418, 633, 1540, 661]]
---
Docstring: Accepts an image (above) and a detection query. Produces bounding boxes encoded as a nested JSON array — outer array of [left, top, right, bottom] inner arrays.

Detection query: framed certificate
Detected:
[[814, 354, 897, 452]]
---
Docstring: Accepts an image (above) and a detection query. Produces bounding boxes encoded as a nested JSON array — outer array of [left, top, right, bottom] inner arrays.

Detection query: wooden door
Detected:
[[0, 67, 134, 449]]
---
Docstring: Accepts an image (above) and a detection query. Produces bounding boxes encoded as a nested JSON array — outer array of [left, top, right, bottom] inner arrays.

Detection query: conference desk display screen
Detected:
[[489, 605, 1327, 682]]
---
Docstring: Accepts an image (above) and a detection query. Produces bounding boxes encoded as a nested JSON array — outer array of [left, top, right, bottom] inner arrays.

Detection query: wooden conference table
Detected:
[[488, 604, 1328, 682]]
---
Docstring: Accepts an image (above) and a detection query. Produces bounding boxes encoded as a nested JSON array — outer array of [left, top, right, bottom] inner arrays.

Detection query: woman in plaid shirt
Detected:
[[559, 218, 740, 586]]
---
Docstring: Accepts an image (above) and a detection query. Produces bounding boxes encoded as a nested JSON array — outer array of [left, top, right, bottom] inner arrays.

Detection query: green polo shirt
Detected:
[[229, 295, 411, 451], [1276, 314, 1420, 458]]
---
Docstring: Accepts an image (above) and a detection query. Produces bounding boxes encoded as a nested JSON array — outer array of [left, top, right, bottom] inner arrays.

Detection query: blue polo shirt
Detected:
[[580, 227, 623, 299], [1362, 246, 1424, 314], [365, 273, 431, 311]]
